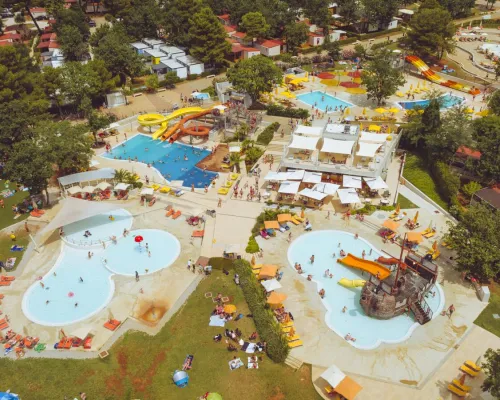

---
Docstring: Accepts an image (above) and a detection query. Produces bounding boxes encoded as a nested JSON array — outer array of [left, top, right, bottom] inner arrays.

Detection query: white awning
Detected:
[[96, 182, 111, 191], [360, 132, 389, 143], [81, 185, 96, 193], [321, 364, 346, 388], [313, 183, 339, 195], [357, 142, 382, 158], [278, 181, 301, 194], [299, 188, 328, 201], [261, 279, 282, 292], [229, 146, 241, 153], [343, 175, 362, 189], [140, 188, 154, 195], [289, 135, 319, 151], [263, 171, 290, 181], [295, 125, 323, 137], [114, 183, 130, 191], [66, 186, 82, 195], [303, 171, 323, 184], [58, 168, 115, 186], [287, 170, 305, 180], [364, 176, 389, 190], [321, 138, 355, 155], [325, 124, 358, 135], [337, 188, 361, 204]]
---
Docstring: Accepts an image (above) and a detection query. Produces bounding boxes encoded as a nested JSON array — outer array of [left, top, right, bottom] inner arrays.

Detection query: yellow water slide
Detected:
[[137, 107, 205, 140], [338, 278, 366, 288], [337, 254, 391, 280]]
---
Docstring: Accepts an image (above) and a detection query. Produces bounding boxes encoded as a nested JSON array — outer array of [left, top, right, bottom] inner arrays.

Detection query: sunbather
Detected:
[[213, 334, 222, 342]]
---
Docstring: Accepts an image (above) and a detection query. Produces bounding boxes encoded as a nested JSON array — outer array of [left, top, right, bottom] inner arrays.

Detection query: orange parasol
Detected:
[[267, 292, 288, 305], [382, 219, 400, 231], [432, 241, 438, 252], [412, 211, 419, 224], [394, 203, 400, 214], [406, 231, 422, 243], [300, 209, 305, 218]]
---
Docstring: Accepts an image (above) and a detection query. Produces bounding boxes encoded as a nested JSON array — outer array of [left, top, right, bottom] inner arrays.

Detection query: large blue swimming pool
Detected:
[[297, 91, 353, 113], [103, 134, 217, 188], [398, 94, 465, 110]]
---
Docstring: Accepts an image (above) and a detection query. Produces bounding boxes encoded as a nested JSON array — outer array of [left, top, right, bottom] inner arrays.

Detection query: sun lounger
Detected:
[[0, 281, 11, 286], [160, 186, 171, 193], [83, 336, 92, 349], [224, 181, 233, 188], [452, 379, 471, 392], [10, 245, 24, 252], [281, 326, 293, 333], [288, 339, 303, 348], [218, 187, 229, 195], [325, 385, 335, 395], [174, 189, 185, 197], [30, 210, 44, 217], [423, 231, 436, 238], [465, 360, 481, 372], [192, 230, 204, 237], [104, 319, 121, 331], [34, 343, 46, 353], [448, 384, 468, 397], [421, 228, 431, 236], [0, 294, 4, 299], [166, 209, 174, 217], [394, 215, 403, 222], [460, 364, 479, 377], [0, 322, 9, 330], [221, 163, 230, 169], [281, 321, 294, 329], [172, 210, 182, 219], [1, 276, 15, 281], [290, 217, 300, 225], [230, 173, 240, 181], [294, 216, 304, 222], [63, 338, 73, 349], [286, 334, 301, 342]]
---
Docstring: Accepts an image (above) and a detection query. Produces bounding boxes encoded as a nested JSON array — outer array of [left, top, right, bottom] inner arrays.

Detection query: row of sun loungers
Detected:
[[0, 276, 15, 287], [165, 205, 182, 219], [447, 361, 482, 397]]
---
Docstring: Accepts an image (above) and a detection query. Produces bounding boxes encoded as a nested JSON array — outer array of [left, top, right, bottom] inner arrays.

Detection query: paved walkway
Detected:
[[399, 185, 440, 214]]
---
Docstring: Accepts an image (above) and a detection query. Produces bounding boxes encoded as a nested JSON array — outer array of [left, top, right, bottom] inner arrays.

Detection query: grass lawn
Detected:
[[0, 229, 29, 271], [0, 272, 321, 400], [396, 193, 418, 209], [0, 181, 30, 231], [403, 153, 448, 210], [474, 285, 500, 338]]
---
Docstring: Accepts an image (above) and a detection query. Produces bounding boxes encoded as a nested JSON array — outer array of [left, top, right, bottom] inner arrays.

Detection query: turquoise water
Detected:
[[287, 230, 444, 349], [22, 211, 180, 326], [297, 91, 353, 112], [103, 135, 217, 188], [193, 92, 210, 100], [398, 94, 465, 110]]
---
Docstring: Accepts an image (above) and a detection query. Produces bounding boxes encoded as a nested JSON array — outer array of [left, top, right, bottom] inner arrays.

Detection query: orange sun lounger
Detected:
[[172, 210, 182, 220], [0, 321, 9, 330], [0, 281, 11, 286], [192, 230, 204, 237], [0, 294, 4, 299], [104, 319, 121, 331], [166, 208, 175, 217], [1, 276, 15, 282]]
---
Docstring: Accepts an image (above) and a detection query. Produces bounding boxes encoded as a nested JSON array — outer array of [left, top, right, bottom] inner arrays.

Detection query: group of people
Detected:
[[273, 307, 293, 324]]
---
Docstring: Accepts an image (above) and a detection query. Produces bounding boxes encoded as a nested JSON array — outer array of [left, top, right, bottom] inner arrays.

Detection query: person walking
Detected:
[[447, 304, 455, 318], [310, 255, 315, 264], [326, 211, 330, 220], [135, 271, 140, 282]]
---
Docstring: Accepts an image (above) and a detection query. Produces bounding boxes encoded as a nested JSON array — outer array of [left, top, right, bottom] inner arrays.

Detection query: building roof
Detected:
[[143, 38, 164, 46], [58, 168, 115, 186], [131, 42, 150, 50], [289, 135, 319, 151], [159, 45, 184, 55], [0, 41, 13, 47], [144, 49, 165, 58], [309, 32, 324, 38], [160, 59, 185, 69], [29, 7, 46, 12], [230, 42, 243, 53], [321, 138, 355, 154], [456, 145, 481, 160], [475, 186, 500, 209], [241, 46, 259, 53], [176, 55, 202, 66], [0, 33, 21, 41], [233, 31, 246, 39], [223, 25, 236, 33], [258, 39, 282, 48], [217, 14, 230, 21], [295, 125, 323, 137]]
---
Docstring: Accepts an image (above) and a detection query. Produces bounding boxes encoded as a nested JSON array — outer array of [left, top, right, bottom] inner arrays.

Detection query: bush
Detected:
[[209, 257, 234, 271], [233, 259, 289, 363], [160, 72, 181, 88], [462, 181, 482, 198], [431, 161, 460, 205], [267, 104, 309, 119], [256, 122, 280, 145], [251, 208, 293, 236], [187, 74, 199, 81], [245, 235, 260, 253], [201, 86, 216, 98]]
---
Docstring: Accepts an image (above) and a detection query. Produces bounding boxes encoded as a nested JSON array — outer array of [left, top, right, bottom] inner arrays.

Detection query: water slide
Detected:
[[161, 109, 214, 141], [338, 278, 366, 288], [337, 254, 391, 280], [405, 56, 477, 94], [136, 107, 205, 140]]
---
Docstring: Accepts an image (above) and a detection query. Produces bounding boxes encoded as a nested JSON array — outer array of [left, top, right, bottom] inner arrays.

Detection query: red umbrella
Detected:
[[134, 235, 144, 243]]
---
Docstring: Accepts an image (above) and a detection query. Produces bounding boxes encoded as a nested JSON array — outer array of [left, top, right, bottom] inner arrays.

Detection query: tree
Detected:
[[303, 0, 331, 32], [482, 348, 500, 398], [120, 0, 161, 40], [165, 0, 205, 47], [323, 40, 342, 61], [245, 146, 264, 165], [58, 25, 88, 61], [87, 111, 116, 143], [226, 55, 283, 102], [461, 181, 482, 198], [89, 23, 112, 47], [361, 0, 400, 27], [240, 12, 269, 41], [145, 74, 159, 92], [405, 0, 455, 59], [53, 6, 89, 37], [188, 7, 230, 67], [42, 66, 64, 114], [361, 48, 405, 105], [337, 0, 359, 26], [438, 0, 475, 18], [258, 0, 298, 38], [284, 22, 309, 55], [421, 99, 442, 135], [446, 204, 500, 279], [353, 44, 367, 60], [472, 116, 500, 181], [486, 0, 496, 9], [488, 90, 500, 115]]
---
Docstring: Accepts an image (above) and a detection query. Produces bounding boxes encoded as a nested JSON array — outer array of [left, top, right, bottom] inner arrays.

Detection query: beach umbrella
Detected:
[[374, 107, 387, 114], [207, 394, 223, 400], [134, 235, 144, 243], [395, 203, 400, 214], [410, 84, 413, 90], [368, 125, 381, 132], [344, 107, 351, 117], [387, 126, 392, 134], [362, 107, 367, 115], [224, 304, 237, 313], [465, 108, 474, 114], [267, 292, 288, 305], [476, 109, 489, 116], [412, 211, 419, 224], [432, 241, 438, 252], [459, 374, 466, 385], [300, 209, 305, 218], [407, 231, 423, 244], [388, 107, 400, 114]]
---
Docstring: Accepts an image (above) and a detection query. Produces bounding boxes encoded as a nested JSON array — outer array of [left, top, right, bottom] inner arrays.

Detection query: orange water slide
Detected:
[[161, 110, 213, 141], [337, 253, 391, 280]]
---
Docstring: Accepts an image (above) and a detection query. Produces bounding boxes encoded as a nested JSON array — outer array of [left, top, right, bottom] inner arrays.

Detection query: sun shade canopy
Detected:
[[140, 188, 154, 195], [360, 132, 389, 143], [264, 172, 290, 181], [321, 364, 363, 400], [278, 181, 301, 194], [267, 292, 287, 305], [58, 168, 115, 186], [66, 186, 82, 195], [337, 188, 360, 204], [363, 176, 388, 190], [406, 231, 423, 243], [321, 138, 355, 155], [303, 171, 323, 184], [289, 135, 319, 151], [81, 186, 95, 194], [357, 142, 382, 158], [264, 221, 280, 230], [114, 183, 130, 191], [287, 169, 305, 180], [343, 175, 362, 189], [259, 265, 278, 279], [96, 182, 111, 191], [299, 188, 328, 201], [277, 213, 292, 222], [261, 278, 282, 292], [382, 219, 400, 231], [295, 125, 323, 136], [313, 183, 340, 195]]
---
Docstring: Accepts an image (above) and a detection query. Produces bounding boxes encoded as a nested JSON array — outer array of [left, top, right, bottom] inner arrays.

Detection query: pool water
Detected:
[[398, 94, 464, 110], [103, 134, 217, 188], [22, 210, 181, 326], [287, 230, 444, 349], [193, 92, 210, 100], [297, 91, 353, 113]]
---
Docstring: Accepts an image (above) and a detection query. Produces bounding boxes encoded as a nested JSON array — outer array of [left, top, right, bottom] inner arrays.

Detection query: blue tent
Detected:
[[172, 370, 189, 388], [0, 393, 19, 400]]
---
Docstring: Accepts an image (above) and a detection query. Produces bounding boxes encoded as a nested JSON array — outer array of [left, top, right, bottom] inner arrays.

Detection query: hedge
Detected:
[[245, 235, 260, 253], [431, 161, 460, 206], [352, 204, 395, 215], [209, 257, 235, 271], [251, 208, 295, 236], [233, 259, 290, 363], [267, 104, 309, 119], [256, 122, 280, 145]]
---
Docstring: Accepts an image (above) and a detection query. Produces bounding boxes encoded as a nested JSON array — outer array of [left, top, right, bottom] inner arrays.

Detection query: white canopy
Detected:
[[96, 182, 111, 191], [299, 188, 328, 201], [263, 171, 290, 181], [357, 142, 382, 158], [360, 132, 389, 143], [303, 171, 322, 184], [321, 138, 355, 155], [364, 176, 389, 190], [313, 183, 339, 195], [325, 124, 358, 135], [114, 183, 130, 191], [229, 146, 241, 153], [278, 181, 301, 194], [287, 169, 306, 180], [41, 198, 124, 234], [321, 364, 346, 388], [337, 188, 361, 204], [295, 125, 323, 137], [261, 279, 282, 292], [108, 122, 120, 129], [140, 188, 154, 195], [81, 185, 96, 194], [289, 135, 319, 151], [343, 175, 362, 189], [66, 186, 82, 195]]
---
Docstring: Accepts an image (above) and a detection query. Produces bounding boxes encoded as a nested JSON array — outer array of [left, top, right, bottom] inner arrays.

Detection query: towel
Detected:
[[244, 343, 257, 354], [247, 362, 259, 369], [228, 358, 244, 370], [209, 316, 225, 327], [5, 258, 16, 268]]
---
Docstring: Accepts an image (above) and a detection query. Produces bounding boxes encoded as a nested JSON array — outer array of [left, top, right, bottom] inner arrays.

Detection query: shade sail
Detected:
[[41, 198, 125, 234], [58, 168, 115, 186], [66, 186, 82, 195], [289, 135, 319, 151], [261, 278, 282, 292], [287, 169, 305, 180], [299, 188, 328, 201], [343, 175, 362, 189], [81, 185, 96, 194], [278, 181, 300, 194], [303, 171, 323, 184], [337, 189, 360, 204], [321, 364, 346, 388], [264, 221, 280, 230], [325, 124, 358, 135], [360, 132, 389, 143], [357, 142, 382, 158], [264, 171, 290, 181], [407, 231, 423, 243], [96, 182, 111, 191], [321, 365, 362, 400], [259, 265, 278, 279], [114, 183, 130, 191], [267, 292, 287, 305], [295, 125, 323, 136], [363, 176, 389, 190], [313, 183, 340, 195], [140, 188, 154, 195], [321, 138, 355, 155], [382, 219, 400, 231], [277, 213, 292, 222]]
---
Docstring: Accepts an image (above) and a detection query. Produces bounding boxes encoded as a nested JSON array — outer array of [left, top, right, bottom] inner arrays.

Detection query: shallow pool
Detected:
[[398, 94, 464, 110], [193, 92, 210, 100], [297, 91, 353, 113], [287, 230, 444, 349], [103, 134, 217, 188]]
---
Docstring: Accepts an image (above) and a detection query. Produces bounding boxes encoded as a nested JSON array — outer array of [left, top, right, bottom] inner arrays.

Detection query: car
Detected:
[[88, 19, 96, 27]]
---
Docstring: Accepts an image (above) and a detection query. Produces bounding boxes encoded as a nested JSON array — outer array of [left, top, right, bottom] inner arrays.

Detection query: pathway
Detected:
[[398, 185, 440, 214]]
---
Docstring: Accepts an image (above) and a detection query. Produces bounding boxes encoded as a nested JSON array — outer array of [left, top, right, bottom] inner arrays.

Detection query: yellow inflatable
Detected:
[[338, 278, 366, 288]]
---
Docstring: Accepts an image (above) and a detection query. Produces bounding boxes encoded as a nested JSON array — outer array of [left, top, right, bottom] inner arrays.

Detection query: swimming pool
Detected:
[[297, 91, 353, 113], [398, 94, 464, 110], [193, 92, 210, 100], [287, 230, 444, 349], [103, 134, 217, 189], [22, 210, 181, 326]]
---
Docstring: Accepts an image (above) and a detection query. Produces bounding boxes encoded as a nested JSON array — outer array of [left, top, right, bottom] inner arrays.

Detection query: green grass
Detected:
[[0, 229, 29, 271], [396, 193, 418, 209], [0, 272, 321, 400], [474, 290, 500, 338], [403, 153, 448, 209], [0, 181, 30, 231]]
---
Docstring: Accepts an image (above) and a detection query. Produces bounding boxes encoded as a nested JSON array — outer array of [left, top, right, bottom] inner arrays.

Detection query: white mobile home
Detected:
[[176, 55, 204, 75]]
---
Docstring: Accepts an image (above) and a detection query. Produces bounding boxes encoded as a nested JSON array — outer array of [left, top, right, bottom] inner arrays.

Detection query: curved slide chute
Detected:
[[161, 109, 214, 141], [337, 254, 391, 280], [137, 107, 205, 140], [338, 278, 366, 288]]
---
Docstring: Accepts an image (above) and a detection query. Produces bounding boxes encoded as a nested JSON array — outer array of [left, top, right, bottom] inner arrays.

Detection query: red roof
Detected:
[[49, 42, 60, 48], [29, 7, 46, 12], [0, 33, 21, 41], [65, 0, 77, 3], [231, 43, 243, 53], [456, 146, 481, 160], [309, 32, 324, 38], [258, 39, 282, 48], [223, 25, 236, 33], [233, 32, 246, 39], [242, 46, 259, 53], [37, 41, 50, 49], [0, 41, 13, 47], [40, 33, 56, 40], [218, 14, 230, 21]]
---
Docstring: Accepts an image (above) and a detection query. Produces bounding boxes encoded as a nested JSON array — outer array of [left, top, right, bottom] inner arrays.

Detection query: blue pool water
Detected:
[[103, 135, 217, 188], [287, 230, 444, 349], [297, 91, 353, 112], [398, 94, 464, 110], [23, 210, 181, 326], [193, 92, 210, 100]]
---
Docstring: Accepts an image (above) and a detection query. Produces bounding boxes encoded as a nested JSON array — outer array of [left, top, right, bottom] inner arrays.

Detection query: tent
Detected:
[[406, 231, 423, 243], [356, 142, 382, 158], [321, 364, 362, 400], [114, 183, 130, 191], [363, 176, 388, 190], [342, 175, 362, 189], [278, 181, 300, 194], [294, 125, 323, 137], [140, 188, 154, 196], [337, 189, 360, 204], [259, 265, 278, 279], [313, 183, 340, 196], [267, 292, 287, 305], [299, 188, 328, 201], [66, 186, 82, 195], [302, 171, 323, 184], [288, 135, 319, 151], [261, 278, 282, 292], [382, 219, 400, 231], [321, 138, 355, 155]]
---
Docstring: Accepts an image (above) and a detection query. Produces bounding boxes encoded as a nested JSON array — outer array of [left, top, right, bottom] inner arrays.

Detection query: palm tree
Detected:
[[113, 169, 130, 183], [230, 153, 242, 173]]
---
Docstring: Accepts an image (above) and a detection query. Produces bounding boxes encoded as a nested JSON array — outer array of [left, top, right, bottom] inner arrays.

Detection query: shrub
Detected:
[[187, 74, 199, 81], [201, 86, 216, 98], [256, 122, 280, 145], [160, 72, 181, 88], [233, 259, 289, 363], [431, 161, 460, 205], [461, 181, 482, 198], [245, 235, 260, 253], [267, 104, 309, 119], [251, 208, 292, 236], [209, 257, 234, 271]]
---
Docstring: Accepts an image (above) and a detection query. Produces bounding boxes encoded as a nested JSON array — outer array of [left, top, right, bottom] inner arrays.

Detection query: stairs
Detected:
[[410, 299, 432, 325], [285, 354, 304, 370]]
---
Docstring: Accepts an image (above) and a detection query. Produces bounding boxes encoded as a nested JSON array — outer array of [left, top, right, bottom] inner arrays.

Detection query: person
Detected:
[[46, 300, 49, 305], [75, 302, 79, 307], [310, 255, 315, 264], [108, 215, 115, 221], [213, 334, 222, 342], [326, 211, 330, 220], [218, 198, 222, 208], [88, 252, 93, 259], [40, 282, 45, 289], [319, 288, 325, 298], [187, 259, 192, 271], [376, 271, 380, 280], [342, 306, 347, 313], [307, 274, 312, 281], [249, 332, 258, 340], [288, 232, 292, 242], [123, 228, 129, 237], [447, 304, 455, 317], [135, 271, 139, 282], [84, 230, 92, 238], [324, 269, 330, 277], [362, 250, 366, 259], [354, 233, 358, 239], [340, 249, 346, 257], [79, 277, 84, 283]]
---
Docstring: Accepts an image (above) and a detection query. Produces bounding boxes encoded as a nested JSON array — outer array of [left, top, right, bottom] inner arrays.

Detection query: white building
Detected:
[[176, 55, 204, 75], [255, 40, 283, 57], [159, 45, 185, 59], [131, 42, 150, 55], [142, 38, 164, 49], [215, 81, 252, 107], [152, 59, 188, 80]]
